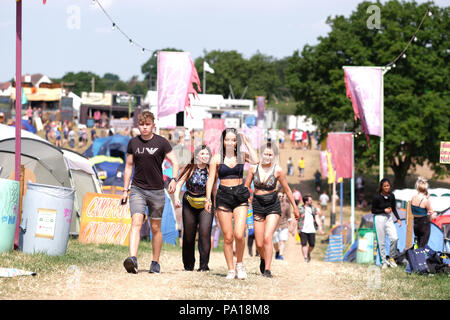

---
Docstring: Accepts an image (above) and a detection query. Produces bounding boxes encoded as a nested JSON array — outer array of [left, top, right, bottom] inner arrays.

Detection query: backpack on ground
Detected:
[[406, 247, 430, 274]]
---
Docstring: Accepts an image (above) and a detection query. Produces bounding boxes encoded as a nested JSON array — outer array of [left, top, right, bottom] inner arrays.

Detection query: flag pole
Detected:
[[351, 134, 355, 244], [203, 66, 206, 94], [379, 67, 390, 181], [14, 0, 23, 250]]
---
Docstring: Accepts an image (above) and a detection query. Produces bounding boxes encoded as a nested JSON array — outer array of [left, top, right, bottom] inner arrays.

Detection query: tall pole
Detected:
[[203, 68, 206, 94], [351, 134, 355, 244], [379, 67, 390, 181], [14, 0, 22, 250]]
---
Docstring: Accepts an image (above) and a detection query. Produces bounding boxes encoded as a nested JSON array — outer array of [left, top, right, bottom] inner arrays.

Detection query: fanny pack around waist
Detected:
[[254, 192, 278, 206], [186, 193, 206, 209]]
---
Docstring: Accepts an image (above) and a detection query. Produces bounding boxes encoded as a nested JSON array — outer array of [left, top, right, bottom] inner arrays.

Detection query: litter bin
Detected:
[[356, 228, 376, 264], [0, 178, 20, 253], [19, 182, 75, 256]]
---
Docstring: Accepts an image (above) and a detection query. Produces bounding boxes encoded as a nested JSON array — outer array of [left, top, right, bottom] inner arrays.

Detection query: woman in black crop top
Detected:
[[205, 128, 259, 280], [174, 145, 214, 272], [244, 142, 300, 278]]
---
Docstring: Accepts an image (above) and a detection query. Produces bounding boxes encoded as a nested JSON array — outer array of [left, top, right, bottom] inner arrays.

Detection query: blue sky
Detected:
[[0, 0, 447, 82]]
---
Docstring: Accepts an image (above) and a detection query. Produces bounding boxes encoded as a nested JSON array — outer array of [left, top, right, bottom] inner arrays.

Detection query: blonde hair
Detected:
[[415, 176, 429, 194]]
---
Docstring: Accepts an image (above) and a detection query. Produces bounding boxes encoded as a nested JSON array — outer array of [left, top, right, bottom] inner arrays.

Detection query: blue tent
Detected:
[[20, 120, 36, 133], [83, 134, 130, 161]]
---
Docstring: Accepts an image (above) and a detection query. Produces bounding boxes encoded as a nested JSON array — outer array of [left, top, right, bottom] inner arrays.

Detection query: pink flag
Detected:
[[344, 67, 382, 139], [327, 133, 353, 179], [157, 51, 201, 119], [203, 119, 225, 156], [256, 96, 265, 121]]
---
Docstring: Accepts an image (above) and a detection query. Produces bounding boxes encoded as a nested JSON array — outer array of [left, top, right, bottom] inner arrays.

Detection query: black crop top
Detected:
[[218, 163, 244, 180], [253, 165, 277, 191]]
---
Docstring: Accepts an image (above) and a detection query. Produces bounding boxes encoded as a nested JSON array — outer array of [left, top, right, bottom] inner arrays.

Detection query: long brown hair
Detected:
[[178, 144, 211, 181]]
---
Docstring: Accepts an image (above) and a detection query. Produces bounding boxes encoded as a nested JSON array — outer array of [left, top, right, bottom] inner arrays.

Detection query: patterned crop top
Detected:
[[253, 165, 277, 191], [186, 167, 208, 194], [218, 163, 244, 180]]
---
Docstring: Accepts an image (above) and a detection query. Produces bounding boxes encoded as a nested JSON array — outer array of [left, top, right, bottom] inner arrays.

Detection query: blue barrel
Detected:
[[0, 178, 20, 253], [19, 182, 75, 256]]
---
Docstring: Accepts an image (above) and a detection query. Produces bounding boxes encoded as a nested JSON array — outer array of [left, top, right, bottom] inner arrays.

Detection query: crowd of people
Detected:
[[121, 111, 336, 279]]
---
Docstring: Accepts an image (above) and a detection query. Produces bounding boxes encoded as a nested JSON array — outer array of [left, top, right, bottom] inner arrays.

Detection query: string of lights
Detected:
[[92, 0, 153, 54], [385, 8, 432, 68]]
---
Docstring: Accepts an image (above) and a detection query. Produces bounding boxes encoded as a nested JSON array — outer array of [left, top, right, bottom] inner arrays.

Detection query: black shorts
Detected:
[[215, 184, 249, 212], [300, 232, 316, 247], [252, 192, 281, 222]]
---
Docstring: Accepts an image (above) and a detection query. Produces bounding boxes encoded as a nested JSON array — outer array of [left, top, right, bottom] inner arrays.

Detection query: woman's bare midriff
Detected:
[[219, 178, 244, 187]]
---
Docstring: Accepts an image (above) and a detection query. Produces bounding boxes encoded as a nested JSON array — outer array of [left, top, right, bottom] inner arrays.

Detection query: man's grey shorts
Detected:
[[129, 185, 165, 220]]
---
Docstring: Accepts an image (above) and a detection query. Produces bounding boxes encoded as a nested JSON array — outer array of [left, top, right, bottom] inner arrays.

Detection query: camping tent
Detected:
[[83, 134, 130, 162], [61, 148, 103, 235], [0, 124, 102, 235]]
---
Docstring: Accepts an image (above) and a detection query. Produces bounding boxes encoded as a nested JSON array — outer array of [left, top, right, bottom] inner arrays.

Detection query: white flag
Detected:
[[203, 61, 215, 74]]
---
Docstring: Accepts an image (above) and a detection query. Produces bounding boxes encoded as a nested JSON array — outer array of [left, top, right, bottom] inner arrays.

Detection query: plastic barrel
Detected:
[[0, 178, 20, 253], [356, 228, 376, 264], [19, 182, 75, 256]]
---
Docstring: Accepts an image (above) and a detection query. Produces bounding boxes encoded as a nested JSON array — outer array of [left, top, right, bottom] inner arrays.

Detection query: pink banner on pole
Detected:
[[327, 133, 353, 179], [203, 119, 225, 156], [256, 96, 265, 121], [242, 126, 263, 152], [157, 51, 201, 119], [344, 67, 382, 138], [320, 151, 328, 178]]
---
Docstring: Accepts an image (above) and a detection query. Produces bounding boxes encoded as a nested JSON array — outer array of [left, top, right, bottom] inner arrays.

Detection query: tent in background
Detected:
[[0, 124, 102, 236], [61, 148, 102, 235]]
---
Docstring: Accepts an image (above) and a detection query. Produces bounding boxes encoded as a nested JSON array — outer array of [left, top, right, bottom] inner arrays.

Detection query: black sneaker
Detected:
[[123, 256, 138, 274], [149, 261, 161, 274], [263, 270, 273, 278], [197, 266, 210, 272], [259, 258, 265, 274], [275, 251, 280, 259]]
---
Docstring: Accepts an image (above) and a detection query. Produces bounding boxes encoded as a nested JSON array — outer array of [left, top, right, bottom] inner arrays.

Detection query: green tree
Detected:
[[285, 0, 449, 187], [60, 71, 106, 96]]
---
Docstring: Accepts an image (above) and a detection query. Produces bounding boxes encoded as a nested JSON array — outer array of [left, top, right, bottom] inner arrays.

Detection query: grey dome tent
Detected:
[[0, 124, 102, 235]]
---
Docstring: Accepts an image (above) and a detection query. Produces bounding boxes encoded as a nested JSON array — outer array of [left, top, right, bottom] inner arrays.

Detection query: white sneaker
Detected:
[[226, 269, 236, 280], [235, 263, 247, 280]]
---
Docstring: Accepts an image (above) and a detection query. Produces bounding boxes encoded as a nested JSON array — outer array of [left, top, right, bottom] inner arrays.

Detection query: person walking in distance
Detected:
[[244, 143, 299, 277], [297, 194, 324, 262], [273, 191, 293, 261], [205, 128, 259, 280], [371, 178, 401, 269], [174, 145, 214, 272], [298, 157, 305, 178], [122, 111, 179, 274]]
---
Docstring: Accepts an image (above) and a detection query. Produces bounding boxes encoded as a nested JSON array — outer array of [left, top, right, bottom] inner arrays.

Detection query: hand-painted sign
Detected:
[[79, 193, 132, 246]]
